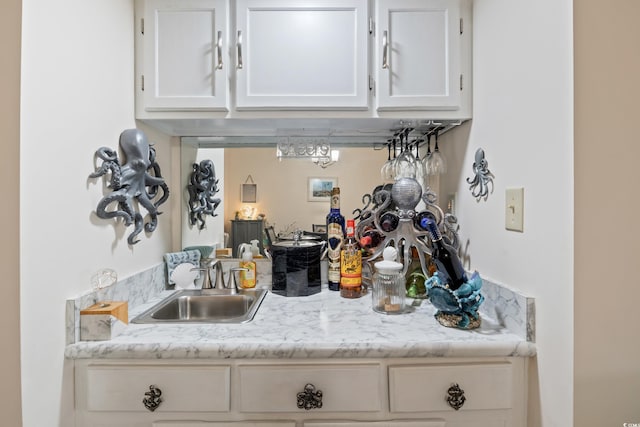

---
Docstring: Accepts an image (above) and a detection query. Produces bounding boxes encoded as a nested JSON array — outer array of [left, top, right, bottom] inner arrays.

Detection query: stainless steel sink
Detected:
[[131, 288, 267, 324]]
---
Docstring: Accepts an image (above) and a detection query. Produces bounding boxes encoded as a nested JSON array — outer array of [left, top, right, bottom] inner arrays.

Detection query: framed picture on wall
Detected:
[[307, 177, 338, 202]]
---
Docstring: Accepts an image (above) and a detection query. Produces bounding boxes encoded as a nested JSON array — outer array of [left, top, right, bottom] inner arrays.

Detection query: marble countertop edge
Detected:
[[64, 339, 536, 360]]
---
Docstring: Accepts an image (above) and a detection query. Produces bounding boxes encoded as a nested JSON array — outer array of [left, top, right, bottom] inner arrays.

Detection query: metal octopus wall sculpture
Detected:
[[466, 148, 495, 202], [187, 159, 221, 230], [89, 129, 169, 245]]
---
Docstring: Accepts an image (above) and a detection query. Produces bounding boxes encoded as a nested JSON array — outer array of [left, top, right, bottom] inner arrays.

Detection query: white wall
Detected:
[[441, 1, 574, 425], [20, 0, 173, 425], [224, 147, 384, 236]]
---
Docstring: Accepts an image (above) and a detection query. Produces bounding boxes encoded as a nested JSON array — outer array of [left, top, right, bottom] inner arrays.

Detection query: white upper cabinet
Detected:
[[134, 0, 472, 127], [140, 0, 228, 111], [375, 0, 464, 111], [234, 0, 369, 110]]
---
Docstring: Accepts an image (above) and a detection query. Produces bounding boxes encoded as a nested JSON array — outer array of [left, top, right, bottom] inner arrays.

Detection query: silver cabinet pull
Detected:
[[296, 383, 323, 410], [446, 383, 466, 410], [142, 384, 163, 412], [216, 30, 223, 70], [237, 30, 243, 69], [382, 30, 389, 69]]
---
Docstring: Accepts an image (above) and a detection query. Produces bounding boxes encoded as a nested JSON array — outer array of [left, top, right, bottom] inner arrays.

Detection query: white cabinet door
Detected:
[[375, 0, 462, 110], [235, 0, 369, 110], [141, 0, 228, 111]]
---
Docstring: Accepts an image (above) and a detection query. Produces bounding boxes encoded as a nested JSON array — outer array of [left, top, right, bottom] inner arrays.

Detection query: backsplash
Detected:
[[66, 260, 533, 343], [66, 264, 167, 345], [480, 277, 535, 342]]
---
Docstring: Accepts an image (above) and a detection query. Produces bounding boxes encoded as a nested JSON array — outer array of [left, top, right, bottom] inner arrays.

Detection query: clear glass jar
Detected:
[[372, 247, 405, 314]]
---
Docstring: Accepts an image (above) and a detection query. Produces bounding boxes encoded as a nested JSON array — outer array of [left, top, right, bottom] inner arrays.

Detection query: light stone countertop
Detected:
[[65, 285, 536, 360]]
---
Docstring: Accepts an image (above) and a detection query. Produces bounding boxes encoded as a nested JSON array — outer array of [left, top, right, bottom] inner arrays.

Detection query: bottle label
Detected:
[[331, 194, 340, 210], [327, 223, 343, 260], [239, 262, 256, 288], [340, 249, 362, 288]]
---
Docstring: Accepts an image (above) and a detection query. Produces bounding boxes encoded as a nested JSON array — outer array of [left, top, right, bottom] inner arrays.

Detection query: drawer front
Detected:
[[304, 421, 445, 427], [153, 423, 296, 427], [238, 364, 382, 413], [389, 362, 513, 412], [85, 364, 230, 412]]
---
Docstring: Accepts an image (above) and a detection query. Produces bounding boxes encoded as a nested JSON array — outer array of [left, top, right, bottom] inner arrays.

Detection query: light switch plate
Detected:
[[505, 188, 524, 232]]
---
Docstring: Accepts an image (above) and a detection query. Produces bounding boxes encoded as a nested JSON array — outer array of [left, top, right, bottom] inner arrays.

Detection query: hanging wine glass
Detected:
[[421, 132, 433, 178], [380, 139, 396, 182], [380, 141, 394, 182], [429, 128, 447, 175], [394, 129, 417, 179], [413, 136, 427, 189]]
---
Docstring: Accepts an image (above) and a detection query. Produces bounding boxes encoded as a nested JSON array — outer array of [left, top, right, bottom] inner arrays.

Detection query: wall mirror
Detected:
[[179, 122, 468, 253]]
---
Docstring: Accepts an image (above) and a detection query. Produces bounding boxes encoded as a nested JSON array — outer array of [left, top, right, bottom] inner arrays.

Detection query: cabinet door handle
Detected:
[[237, 30, 243, 69], [382, 30, 389, 69], [446, 383, 466, 410], [296, 383, 323, 410], [216, 30, 223, 70], [142, 384, 163, 412]]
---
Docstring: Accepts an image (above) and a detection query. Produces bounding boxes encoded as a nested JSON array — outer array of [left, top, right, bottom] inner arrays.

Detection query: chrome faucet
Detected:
[[227, 267, 248, 295], [211, 260, 225, 289], [191, 258, 223, 290]]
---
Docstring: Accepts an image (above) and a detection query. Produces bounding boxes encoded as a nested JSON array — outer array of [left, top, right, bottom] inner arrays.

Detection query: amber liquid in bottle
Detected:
[[340, 219, 362, 298]]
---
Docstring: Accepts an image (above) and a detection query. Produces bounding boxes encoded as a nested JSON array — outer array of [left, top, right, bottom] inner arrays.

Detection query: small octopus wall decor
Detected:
[[187, 159, 221, 230], [89, 129, 170, 245], [466, 148, 495, 202]]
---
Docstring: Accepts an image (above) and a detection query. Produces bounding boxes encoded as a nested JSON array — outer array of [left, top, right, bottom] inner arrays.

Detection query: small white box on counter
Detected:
[[80, 301, 128, 341]]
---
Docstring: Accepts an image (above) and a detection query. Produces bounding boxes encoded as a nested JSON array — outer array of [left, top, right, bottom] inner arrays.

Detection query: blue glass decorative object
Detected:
[[426, 271, 484, 329]]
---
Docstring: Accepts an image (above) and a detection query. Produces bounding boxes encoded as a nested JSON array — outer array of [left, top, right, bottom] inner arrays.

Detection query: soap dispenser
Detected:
[[249, 239, 260, 257], [239, 251, 257, 288]]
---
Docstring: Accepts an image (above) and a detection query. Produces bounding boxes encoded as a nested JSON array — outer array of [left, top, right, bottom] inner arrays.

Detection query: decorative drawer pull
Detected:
[[142, 384, 163, 412], [296, 383, 323, 410], [446, 383, 466, 410]]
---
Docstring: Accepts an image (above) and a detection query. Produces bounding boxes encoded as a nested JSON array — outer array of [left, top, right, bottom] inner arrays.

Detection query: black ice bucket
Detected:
[[271, 240, 324, 297]]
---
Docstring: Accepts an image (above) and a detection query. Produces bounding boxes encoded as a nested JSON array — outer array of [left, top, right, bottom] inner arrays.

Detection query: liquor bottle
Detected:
[[340, 219, 362, 298], [326, 187, 345, 291], [423, 218, 468, 290]]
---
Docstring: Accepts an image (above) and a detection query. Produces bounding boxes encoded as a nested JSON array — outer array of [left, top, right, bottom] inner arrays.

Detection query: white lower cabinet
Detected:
[[74, 358, 526, 427]]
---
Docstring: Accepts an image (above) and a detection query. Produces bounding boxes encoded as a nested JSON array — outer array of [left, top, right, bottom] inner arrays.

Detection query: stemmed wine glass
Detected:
[[394, 129, 417, 179], [413, 136, 427, 188], [380, 138, 396, 182], [429, 127, 447, 175], [421, 133, 433, 178]]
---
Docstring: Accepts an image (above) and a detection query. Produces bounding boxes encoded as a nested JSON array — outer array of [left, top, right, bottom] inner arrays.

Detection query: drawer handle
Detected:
[[142, 385, 163, 412], [446, 383, 466, 410], [296, 383, 323, 410]]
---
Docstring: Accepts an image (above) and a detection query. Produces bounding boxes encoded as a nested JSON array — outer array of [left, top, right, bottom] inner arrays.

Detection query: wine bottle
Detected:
[[405, 247, 427, 299], [415, 211, 436, 230], [359, 227, 383, 252], [326, 187, 345, 291], [423, 218, 467, 290], [379, 212, 399, 232], [340, 219, 362, 298]]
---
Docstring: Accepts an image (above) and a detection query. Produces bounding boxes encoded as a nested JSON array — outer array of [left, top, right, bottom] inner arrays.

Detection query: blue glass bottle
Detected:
[[326, 187, 345, 291]]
